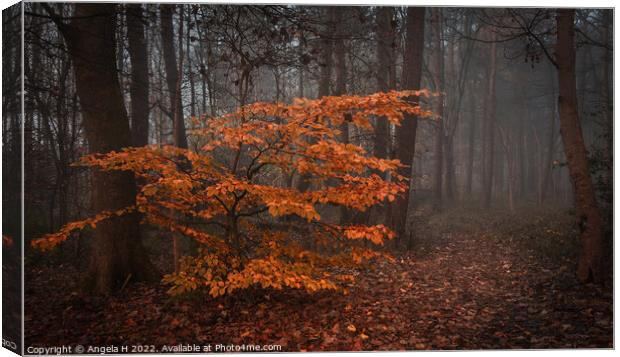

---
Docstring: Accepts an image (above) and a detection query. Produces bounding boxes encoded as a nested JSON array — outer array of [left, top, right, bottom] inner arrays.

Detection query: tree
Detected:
[[298, 7, 333, 194], [332, 7, 352, 224], [41, 3, 157, 294], [127, 4, 150, 147], [465, 87, 476, 197], [443, 13, 475, 203], [160, 4, 188, 149], [555, 9, 603, 283], [33, 91, 432, 296], [317, 7, 334, 99], [374, 7, 393, 163], [431, 8, 444, 211], [392, 7, 425, 240], [481, 28, 497, 210]]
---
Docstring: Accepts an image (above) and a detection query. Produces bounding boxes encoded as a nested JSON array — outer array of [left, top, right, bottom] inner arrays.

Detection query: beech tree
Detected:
[[33, 91, 433, 296]]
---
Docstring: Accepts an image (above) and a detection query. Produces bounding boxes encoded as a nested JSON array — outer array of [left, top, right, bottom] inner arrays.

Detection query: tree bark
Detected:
[[481, 29, 497, 210], [601, 10, 612, 189], [498, 124, 515, 211], [431, 8, 444, 211], [444, 135, 455, 201], [298, 8, 332, 194], [127, 4, 150, 147], [160, 4, 188, 149], [393, 7, 425, 238], [465, 90, 476, 197], [160, 4, 188, 271], [318, 7, 333, 98], [374, 7, 392, 162], [556, 9, 604, 283], [186, 7, 197, 118], [332, 7, 353, 224], [517, 76, 528, 198], [55, 3, 157, 294], [541, 69, 558, 203]]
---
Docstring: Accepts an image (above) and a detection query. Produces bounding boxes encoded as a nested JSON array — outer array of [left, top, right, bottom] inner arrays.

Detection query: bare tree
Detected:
[[43, 3, 157, 293], [393, 7, 426, 241], [481, 28, 497, 210], [127, 4, 150, 147], [556, 9, 603, 283], [431, 8, 444, 211], [160, 4, 188, 149]]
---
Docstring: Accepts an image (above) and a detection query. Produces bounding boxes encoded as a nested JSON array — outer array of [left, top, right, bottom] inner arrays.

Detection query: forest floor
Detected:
[[25, 206, 613, 351]]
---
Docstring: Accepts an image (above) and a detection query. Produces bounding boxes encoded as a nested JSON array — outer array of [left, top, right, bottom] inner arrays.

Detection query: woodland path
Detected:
[[26, 218, 612, 350]]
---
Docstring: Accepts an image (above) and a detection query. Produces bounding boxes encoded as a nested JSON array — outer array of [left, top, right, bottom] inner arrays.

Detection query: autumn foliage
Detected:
[[32, 90, 432, 297]]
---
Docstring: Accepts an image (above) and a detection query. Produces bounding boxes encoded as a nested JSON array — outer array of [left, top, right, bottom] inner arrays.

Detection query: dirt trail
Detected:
[[344, 231, 612, 350]]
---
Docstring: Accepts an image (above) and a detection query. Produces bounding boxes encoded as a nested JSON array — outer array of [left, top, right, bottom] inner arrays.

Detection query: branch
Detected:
[[39, 3, 71, 38]]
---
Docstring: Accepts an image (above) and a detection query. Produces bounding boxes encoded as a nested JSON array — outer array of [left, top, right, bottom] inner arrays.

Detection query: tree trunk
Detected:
[[298, 8, 332, 194], [498, 125, 515, 211], [332, 7, 353, 225], [160, 4, 188, 149], [601, 10, 612, 190], [186, 8, 196, 118], [127, 4, 150, 147], [541, 70, 557, 203], [318, 7, 333, 98], [57, 3, 157, 294], [431, 8, 444, 211], [374, 7, 392, 162], [556, 9, 604, 283], [481, 29, 497, 209], [160, 4, 188, 271], [518, 84, 527, 198], [444, 135, 455, 201], [393, 7, 425, 238], [465, 90, 476, 197], [495, 138, 504, 198], [373, 6, 395, 227]]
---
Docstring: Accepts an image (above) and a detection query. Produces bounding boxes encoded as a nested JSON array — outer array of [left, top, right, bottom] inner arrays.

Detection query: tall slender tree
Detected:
[[393, 7, 425, 239], [127, 4, 150, 147], [374, 7, 392, 163], [431, 8, 444, 211], [481, 28, 497, 210], [556, 9, 604, 283], [160, 4, 188, 149]]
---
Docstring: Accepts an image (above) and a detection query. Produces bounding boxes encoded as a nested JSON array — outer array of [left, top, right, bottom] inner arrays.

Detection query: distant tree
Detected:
[[443, 11, 475, 202], [331, 6, 352, 224], [160, 4, 188, 149], [481, 27, 497, 210], [127, 4, 150, 147], [430, 8, 444, 211]]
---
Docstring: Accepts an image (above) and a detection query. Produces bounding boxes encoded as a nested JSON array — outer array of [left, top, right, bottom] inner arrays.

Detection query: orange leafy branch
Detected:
[[34, 90, 433, 297], [31, 206, 136, 250]]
